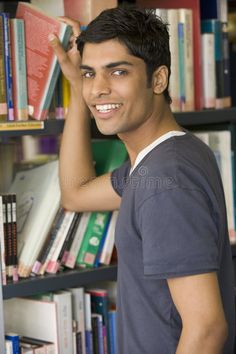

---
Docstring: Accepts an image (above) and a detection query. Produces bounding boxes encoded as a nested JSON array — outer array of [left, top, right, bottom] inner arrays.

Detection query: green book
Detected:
[[76, 140, 127, 268]]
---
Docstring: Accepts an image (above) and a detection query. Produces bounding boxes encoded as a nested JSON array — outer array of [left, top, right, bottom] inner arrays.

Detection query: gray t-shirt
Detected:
[[111, 132, 235, 354]]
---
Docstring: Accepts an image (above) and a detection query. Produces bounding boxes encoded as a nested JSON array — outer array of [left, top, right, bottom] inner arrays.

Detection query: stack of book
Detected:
[[0, 140, 127, 282], [4, 284, 117, 354]]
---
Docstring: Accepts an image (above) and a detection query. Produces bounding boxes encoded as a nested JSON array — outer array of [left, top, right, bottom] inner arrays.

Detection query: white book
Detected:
[[178, 8, 195, 111], [4, 297, 59, 353], [53, 291, 73, 354], [99, 210, 118, 265], [68, 287, 86, 354], [155, 8, 168, 22], [30, 0, 65, 17], [201, 33, 216, 109], [65, 212, 91, 269], [8, 160, 60, 277], [5, 340, 13, 354], [168, 9, 181, 112], [0, 196, 6, 285], [46, 210, 75, 274], [208, 131, 235, 243]]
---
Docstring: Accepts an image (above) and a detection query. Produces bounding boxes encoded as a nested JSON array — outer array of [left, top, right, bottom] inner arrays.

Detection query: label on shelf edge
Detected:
[[0, 121, 44, 131]]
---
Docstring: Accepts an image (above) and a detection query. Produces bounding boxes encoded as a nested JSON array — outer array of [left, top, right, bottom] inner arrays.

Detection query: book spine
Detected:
[[65, 212, 90, 269], [58, 212, 81, 267], [5, 333, 20, 354], [201, 33, 216, 108], [108, 311, 116, 354], [221, 21, 231, 107], [76, 211, 111, 268], [179, 8, 195, 111], [84, 293, 93, 354], [99, 211, 118, 266], [2, 13, 14, 121], [0, 195, 6, 285], [177, 21, 185, 111], [46, 210, 75, 273], [167, 9, 180, 112], [10, 19, 28, 121], [0, 14, 7, 121], [10, 194, 18, 282]]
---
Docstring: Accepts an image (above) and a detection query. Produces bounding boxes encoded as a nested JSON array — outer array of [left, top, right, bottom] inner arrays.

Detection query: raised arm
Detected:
[[49, 18, 121, 212]]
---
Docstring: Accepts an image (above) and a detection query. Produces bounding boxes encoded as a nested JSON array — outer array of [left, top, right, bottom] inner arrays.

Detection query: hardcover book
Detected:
[[16, 2, 72, 120]]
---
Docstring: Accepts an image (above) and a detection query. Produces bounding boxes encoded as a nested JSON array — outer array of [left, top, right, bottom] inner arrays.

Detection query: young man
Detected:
[[49, 7, 235, 354]]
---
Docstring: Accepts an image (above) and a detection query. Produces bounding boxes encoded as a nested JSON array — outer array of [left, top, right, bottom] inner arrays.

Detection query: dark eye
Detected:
[[112, 69, 127, 76], [82, 71, 94, 78]]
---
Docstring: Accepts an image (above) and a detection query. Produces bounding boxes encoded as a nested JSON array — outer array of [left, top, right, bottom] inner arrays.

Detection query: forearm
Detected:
[[59, 84, 95, 204], [176, 325, 227, 354]]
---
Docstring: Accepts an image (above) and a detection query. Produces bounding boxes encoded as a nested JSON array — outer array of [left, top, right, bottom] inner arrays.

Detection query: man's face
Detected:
[[80, 39, 156, 136]]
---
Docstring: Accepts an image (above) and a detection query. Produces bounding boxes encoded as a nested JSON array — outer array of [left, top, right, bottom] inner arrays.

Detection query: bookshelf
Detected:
[[0, 1, 236, 353]]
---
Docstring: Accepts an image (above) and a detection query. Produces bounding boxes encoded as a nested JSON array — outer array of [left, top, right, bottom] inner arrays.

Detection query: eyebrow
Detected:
[[80, 61, 134, 71]]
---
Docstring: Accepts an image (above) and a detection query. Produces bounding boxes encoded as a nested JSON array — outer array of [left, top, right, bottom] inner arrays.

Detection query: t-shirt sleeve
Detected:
[[138, 187, 220, 279], [111, 160, 131, 196]]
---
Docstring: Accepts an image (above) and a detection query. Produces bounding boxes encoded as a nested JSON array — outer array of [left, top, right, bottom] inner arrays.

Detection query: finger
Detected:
[[48, 33, 69, 64], [57, 16, 81, 37]]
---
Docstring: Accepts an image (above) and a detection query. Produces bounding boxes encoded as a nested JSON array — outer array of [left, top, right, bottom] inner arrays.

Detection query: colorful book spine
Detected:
[[76, 211, 111, 268], [0, 14, 7, 121], [108, 311, 117, 354], [99, 210, 118, 266], [201, 33, 216, 108], [10, 194, 18, 282]]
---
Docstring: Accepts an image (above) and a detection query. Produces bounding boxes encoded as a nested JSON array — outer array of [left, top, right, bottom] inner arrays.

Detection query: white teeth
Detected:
[[95, 104, 121, 112]]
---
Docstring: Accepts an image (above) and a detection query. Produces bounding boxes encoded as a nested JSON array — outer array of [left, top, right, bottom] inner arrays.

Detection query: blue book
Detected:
[[5, 333, 20, 354], [178, 22, 185, 110], [108, 311, 117, 354]]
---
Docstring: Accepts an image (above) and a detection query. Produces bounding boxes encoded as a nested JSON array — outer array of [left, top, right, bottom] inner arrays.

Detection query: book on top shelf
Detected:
[[136, 0, 202, 111], [16, 1, 72, 120]]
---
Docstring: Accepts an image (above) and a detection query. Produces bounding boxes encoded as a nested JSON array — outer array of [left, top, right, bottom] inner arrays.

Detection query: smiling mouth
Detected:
[[95, 103, 122, 113]]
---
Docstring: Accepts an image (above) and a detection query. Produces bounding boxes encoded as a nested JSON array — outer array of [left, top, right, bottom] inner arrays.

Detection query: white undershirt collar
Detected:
[[129, 130, 186, 175]]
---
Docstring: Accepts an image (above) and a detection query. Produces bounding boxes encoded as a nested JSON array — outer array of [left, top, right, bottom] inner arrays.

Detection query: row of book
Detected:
[[150, 7, 231, 113], [192, 130, 236, 244], [4, 284, 117, 354], [0, 0, 118, 122], [0, 139, 127, 281]]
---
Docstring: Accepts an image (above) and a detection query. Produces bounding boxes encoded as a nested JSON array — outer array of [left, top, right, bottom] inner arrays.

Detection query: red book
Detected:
[[136, 0, 203, 111], [16, 2, 71, 120]]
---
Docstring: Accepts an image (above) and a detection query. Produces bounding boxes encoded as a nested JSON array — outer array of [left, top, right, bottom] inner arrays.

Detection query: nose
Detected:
[[91, 73, 111, 98]]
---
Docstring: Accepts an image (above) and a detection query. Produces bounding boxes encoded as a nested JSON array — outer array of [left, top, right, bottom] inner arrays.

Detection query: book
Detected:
[[1, 12, 14, 121], [84, 292, 93, 354], [99, 210, 119, 266], [8, 160, 61, 277], [179, 8, 195, 111], [63, 0, 118, 26], [16, 2, 72, 120], [201, 33, 216, 108], [5, 332, 20, 354], [108, 311, 116, 354], [68, 287, 86, 354], [76, 211, 111, 268], [167, 9, 181, 112], [91, 313, 104, 354], [87, 289, 110, 354], [201, 19, 225, 109], [136, 0, 202, 110], [10, 18, 28, 121], [4, 297, 59, 353], [64, 212, 90, 269], [0, 14, 7, 121], [0, 195, 6, 285]]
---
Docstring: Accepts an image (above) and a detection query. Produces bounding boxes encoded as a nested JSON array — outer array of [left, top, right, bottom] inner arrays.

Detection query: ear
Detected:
[[152, 65, 169, 94]]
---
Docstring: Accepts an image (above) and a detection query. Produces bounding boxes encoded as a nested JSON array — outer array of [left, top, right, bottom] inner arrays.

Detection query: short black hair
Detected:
[[76, 7, 171, 104]]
